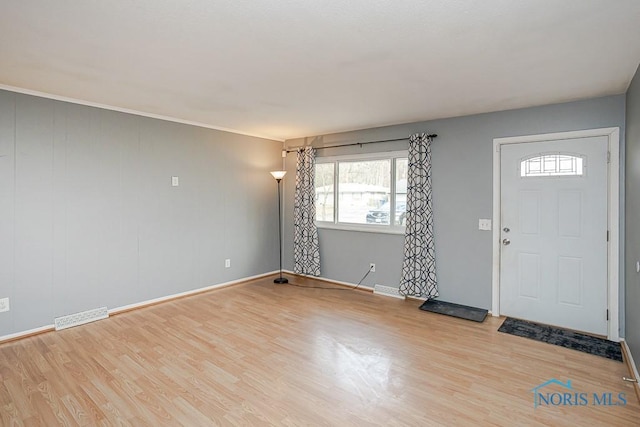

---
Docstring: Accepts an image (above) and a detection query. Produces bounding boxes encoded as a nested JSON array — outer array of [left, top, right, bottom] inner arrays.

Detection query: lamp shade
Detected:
[[270, 170, 287, 180]]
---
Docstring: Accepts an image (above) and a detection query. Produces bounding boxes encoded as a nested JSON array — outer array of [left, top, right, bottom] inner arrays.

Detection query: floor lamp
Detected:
[[271, 171, 288, 284]]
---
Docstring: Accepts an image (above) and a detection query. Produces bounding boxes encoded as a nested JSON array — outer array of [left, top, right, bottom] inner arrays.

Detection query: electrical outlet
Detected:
[[0, 297, 9, 313], [369, 263, 376, 272], [225, 259, 231, 268], [478, 218, 492, 231], [171, 176, 179, 187]]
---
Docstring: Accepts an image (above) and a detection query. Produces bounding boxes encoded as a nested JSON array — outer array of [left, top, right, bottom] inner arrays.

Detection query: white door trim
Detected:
[[492, 127, 620, 341]]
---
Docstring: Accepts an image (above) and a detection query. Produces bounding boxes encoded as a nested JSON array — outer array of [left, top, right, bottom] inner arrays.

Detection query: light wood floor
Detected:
[[1, 275, 638, 426]]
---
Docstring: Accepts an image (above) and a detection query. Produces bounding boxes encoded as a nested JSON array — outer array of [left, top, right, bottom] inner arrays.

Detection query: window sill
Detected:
[[316, 222, 405, 235]]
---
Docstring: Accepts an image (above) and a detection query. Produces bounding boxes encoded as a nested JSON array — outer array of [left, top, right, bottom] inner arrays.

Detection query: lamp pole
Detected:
[[271, 171, 288, 284]]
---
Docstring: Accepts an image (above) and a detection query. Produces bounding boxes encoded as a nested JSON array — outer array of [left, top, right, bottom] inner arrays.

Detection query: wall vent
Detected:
[[373, 285, 406, 300], [54, 307, 109, 331]]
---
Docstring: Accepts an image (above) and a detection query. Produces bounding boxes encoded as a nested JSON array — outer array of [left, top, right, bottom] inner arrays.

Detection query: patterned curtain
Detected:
[[293, 147, 321, 276], [399, 133, 437, 298]]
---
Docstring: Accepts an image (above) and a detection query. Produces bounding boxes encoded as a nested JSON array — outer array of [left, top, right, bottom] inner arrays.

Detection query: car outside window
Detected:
[[315, 152, 407, 233]]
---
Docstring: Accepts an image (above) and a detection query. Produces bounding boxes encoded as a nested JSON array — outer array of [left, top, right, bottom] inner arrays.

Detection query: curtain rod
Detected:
[[285, 133, 437, 153]]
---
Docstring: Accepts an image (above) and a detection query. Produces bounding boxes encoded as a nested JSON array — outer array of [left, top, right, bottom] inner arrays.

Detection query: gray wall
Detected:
[[284, 95, 626, 321], [626, 65, 640, 370], [0, 90, 283, 337]]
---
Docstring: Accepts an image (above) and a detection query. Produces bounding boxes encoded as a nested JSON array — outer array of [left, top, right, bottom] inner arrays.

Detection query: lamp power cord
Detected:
[[285, 265, 374, 291]]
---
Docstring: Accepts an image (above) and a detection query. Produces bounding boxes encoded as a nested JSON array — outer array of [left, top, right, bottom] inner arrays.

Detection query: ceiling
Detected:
[[1, 1, 640, 142]]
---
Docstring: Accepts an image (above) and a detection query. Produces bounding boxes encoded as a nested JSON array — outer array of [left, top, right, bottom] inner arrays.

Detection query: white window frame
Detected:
[[315, 151, 407, 235], [519, 152, 586, 178]]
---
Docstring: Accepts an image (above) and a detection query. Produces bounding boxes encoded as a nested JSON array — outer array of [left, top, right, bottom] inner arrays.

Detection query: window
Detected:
[[315, 163, 334, 222], [520, 153, 584, 177], [315, 152, 407, 232]]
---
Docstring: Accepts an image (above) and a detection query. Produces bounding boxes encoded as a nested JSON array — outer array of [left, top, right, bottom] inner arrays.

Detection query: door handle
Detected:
[[502, 238, 511, 245]]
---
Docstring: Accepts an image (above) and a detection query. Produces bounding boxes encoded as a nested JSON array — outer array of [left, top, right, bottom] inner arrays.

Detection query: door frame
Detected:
[[491, 127, 620, 341]]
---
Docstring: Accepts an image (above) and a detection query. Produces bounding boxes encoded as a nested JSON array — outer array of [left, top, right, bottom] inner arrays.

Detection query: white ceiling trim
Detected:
[[0, 84, 284, 142], [2, 1, 640, 140]]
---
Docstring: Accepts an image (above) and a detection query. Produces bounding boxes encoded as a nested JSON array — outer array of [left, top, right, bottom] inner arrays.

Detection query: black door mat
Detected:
[[498, 317, 622, 362], [419, 299, 488, 322]]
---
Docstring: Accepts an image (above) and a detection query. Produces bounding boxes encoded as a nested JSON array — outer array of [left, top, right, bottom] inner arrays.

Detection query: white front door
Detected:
[[499, 136, 609, 336]]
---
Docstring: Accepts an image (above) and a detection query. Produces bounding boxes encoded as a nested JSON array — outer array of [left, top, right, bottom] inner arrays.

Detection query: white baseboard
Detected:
[[0, 325, 55, 343], [283, 271, 493, 316], [621, 339, 640, 380], [2, 270, 492, 343], [109, 271, 277, 315], [284, 270, 375, 292], [620, 339, 640, 403], [0, 271, 278, 343], [285, 270, 420, 300]]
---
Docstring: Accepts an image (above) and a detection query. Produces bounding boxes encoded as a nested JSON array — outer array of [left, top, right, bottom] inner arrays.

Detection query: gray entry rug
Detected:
[[419, 299, 488, 322], [498, 317, 622, 362]]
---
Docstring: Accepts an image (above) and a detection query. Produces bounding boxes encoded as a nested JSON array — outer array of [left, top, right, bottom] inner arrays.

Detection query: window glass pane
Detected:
[[543, 156, 557, 173], [395, 158, 408, 226], [520, 154, 584, 177], [315, 163, 334, 221], [339, 160, 390, 224], [558, 155, 574, 172]]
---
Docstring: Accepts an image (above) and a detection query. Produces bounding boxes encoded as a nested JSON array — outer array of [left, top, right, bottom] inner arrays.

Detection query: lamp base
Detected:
[[274, 277, 289, 284]]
